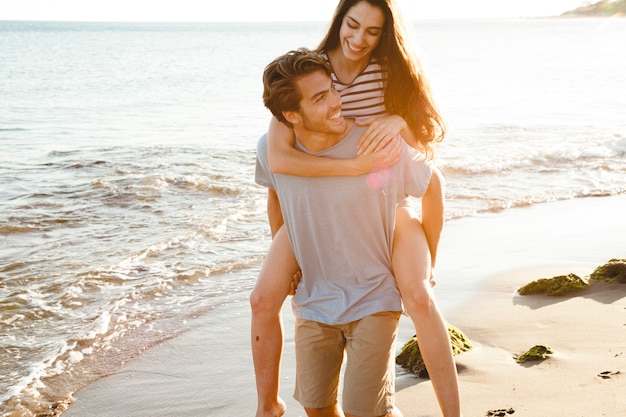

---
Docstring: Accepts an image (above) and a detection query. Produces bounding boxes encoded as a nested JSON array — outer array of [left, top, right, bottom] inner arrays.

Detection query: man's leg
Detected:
[[392, 208, 462, 417], [250, 227, 300, 417], [342, 312, 403, 417], [304, 405, 344, 417], [294, 318, 345, 417]]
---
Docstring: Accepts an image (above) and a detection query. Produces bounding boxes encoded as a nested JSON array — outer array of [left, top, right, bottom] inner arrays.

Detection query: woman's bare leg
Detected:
[[250, 226, 300, 417], [392, 206, 462, 417]]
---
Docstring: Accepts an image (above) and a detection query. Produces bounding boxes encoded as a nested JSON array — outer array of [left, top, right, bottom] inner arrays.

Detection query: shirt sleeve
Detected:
[[255, 133, 274, 188], [402, 145, 433, 198]]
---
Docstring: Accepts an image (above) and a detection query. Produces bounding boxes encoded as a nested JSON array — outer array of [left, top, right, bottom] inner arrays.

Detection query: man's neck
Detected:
[[295, 119, 354, 154]]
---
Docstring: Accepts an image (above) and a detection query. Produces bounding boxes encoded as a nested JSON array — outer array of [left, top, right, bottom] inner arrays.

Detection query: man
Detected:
[[254, 48, 439, 417]]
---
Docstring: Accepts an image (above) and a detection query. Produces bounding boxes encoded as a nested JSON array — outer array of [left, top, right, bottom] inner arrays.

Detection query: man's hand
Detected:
[[288, 270, 301, 296], [430, 270, 437, 288]]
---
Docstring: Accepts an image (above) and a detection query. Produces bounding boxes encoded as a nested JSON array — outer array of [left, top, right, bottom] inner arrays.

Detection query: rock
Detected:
[[517, 273, 589, 296], [589, 258, 626, 283], [516, 344, 554, 363], [598, 370, 621, 379], [486, 408, 515, 416], [395, 324, 472, 377]]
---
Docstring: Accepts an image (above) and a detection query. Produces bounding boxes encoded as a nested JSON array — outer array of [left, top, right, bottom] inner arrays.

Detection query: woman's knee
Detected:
[[400, 284, 436, 317], [249, 284, 284, 316]]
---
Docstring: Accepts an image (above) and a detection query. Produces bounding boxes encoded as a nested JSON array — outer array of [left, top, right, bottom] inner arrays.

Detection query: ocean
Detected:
[[1, 17, 625, 416]]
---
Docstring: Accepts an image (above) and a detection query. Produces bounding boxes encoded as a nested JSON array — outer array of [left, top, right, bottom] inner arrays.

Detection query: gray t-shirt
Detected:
[[255, 125, 432, 325]]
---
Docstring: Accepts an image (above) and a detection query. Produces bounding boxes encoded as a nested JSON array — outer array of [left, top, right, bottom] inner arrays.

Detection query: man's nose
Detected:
[[331, 89, 342, 108]]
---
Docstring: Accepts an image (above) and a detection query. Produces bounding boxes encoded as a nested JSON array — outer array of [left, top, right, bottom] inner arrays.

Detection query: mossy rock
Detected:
[[396, 324, 472, 377], [589, 258, 626, 283], [516, 344, 554, 363], [517, 273, 589, 296]]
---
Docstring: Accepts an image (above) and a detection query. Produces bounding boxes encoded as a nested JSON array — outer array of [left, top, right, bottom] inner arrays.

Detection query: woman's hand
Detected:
[[352, 136, 404, 174], [356, 115, 408, 155]]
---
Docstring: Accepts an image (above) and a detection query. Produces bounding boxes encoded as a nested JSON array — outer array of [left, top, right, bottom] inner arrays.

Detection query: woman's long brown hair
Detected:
[[317, 0, 446, 158]]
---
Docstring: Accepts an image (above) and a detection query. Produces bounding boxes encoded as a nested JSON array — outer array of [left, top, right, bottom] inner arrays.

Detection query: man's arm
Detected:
[[421, 167, 445, 268], [267, 188, 283, 239]]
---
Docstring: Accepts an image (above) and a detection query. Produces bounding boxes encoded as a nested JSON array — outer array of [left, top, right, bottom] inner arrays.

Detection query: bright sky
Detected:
[[2, 0, 586, 22]]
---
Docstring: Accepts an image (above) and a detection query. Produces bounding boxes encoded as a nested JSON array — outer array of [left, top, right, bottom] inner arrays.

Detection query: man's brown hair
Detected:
[[262, 48, 332, 127]]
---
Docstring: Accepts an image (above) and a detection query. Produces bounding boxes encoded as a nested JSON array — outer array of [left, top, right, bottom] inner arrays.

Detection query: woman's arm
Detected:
[[267, 117, 401, 177]]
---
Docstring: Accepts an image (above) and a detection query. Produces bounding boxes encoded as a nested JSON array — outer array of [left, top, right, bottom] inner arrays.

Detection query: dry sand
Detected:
[[395, 268, 625, 417], [63, 196, 626, 417], [394, 195, 626, 417]]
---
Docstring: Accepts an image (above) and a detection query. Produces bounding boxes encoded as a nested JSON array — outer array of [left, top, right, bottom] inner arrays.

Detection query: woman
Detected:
[[250, 1, 462, 416]]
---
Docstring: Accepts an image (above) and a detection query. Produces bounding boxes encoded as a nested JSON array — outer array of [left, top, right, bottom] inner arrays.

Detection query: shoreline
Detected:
[[62, 195, 626, 417]]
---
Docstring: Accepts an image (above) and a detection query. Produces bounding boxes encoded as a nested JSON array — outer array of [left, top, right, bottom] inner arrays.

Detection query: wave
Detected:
[[171, 174, 242, 195], [445, 191, 626, 220], [610, 135, 626, 155], [0, 246, 262, 416], [0, 225, 39, 235], [0, 216, 82, 235], [440, 133, 626, 177], [64, 161, 108, 169], [0, 256, 260, 416], [47, 150, 80, 157], [0, 128, 28, 132]]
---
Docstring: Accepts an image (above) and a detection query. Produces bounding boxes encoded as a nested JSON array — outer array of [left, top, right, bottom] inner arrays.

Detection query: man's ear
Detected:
[[283, 110, 300, 125]]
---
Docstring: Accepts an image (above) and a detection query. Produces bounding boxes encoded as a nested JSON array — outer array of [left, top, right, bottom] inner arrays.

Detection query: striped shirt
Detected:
[[324, 54, 387, 121]]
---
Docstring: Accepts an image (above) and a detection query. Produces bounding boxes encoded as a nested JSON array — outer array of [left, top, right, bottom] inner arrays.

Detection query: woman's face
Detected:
[[338, 1, 385, 62]]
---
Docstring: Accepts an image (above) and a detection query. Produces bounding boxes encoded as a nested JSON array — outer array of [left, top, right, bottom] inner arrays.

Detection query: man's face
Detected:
[[292, 70, 346, 135]]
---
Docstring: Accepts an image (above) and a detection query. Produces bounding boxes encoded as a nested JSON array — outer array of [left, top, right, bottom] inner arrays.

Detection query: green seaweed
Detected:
[[396, 324, 472, 377], [518, 259, 626, 297], [517, 273, 589, 296], [516, 344, 554, 363], [589, 258, 626, 283]]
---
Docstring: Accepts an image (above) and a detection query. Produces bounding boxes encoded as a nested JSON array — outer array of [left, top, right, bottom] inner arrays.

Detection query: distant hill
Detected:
[[561, 0, 626, 16]]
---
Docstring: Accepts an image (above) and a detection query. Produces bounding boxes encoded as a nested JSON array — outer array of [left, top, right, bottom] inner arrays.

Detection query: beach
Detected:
[[61, 195, 626, 417], [2, 19, 625, 416]]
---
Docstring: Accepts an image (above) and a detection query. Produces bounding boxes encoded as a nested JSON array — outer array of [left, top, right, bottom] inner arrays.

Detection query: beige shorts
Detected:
[[293, 311, 401, 417]]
